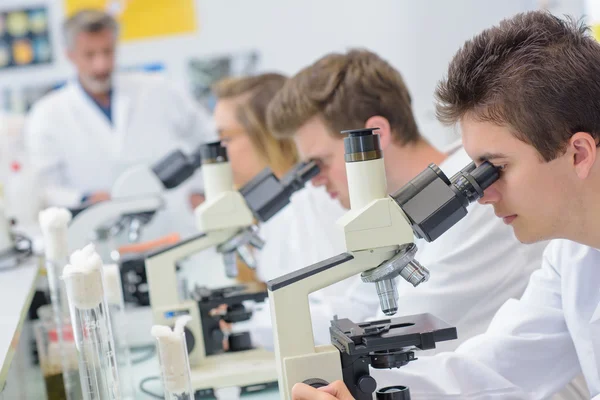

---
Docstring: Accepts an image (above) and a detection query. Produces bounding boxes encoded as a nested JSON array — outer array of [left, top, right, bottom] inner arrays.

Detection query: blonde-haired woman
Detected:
[[211, 74, 352, 348], [212, 73, 298, 187]]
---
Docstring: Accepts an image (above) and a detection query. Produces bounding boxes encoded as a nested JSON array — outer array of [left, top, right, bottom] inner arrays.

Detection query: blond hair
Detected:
[[212, 73, 298, 177], [266, 49, 421, 144]]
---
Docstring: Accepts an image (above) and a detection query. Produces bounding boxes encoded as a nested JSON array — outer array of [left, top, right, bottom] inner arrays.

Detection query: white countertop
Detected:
[[0, 257, 40, 388]]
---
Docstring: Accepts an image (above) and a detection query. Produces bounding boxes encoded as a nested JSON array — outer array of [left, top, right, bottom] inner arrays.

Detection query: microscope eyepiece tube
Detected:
[[342, 128, 388, 210], [199, 141, 228, 164], [471, 161, 499, 191], [391, 161, 500, 242], [342, 128, 383, 163], [199, 141, 233, 201], [450, 161, 499, 205]]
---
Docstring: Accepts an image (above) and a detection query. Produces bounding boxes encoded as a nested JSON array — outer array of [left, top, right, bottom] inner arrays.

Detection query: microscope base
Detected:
[[190, 348, 278, 398]]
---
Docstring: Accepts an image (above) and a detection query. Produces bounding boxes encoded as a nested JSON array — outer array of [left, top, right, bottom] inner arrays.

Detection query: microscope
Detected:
[[0, 198, 32, 270], [67, 143, 205, 255], [145, 141, 319, 397], [267, 128, 499, 400]]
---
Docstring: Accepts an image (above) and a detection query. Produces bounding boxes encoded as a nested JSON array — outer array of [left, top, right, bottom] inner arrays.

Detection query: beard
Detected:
[[80, 73, 113, 94]]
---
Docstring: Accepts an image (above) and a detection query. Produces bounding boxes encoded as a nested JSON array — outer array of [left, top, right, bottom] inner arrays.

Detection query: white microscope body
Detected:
[[268, 128, 500, 399], [145, 141, 320, 396], [269, 133, 415, 399], [67, 144, 206, 255]]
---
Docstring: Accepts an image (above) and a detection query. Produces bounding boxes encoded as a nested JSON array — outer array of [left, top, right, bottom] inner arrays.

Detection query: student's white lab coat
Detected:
[[375, 239, 599, 399], [249, 183, 354, 347], [25, 73, 214, 236]]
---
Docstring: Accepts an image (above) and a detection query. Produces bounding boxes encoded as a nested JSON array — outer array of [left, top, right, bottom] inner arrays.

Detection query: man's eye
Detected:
[[495, 164, 506, 171], [312, 159, 325, 168]]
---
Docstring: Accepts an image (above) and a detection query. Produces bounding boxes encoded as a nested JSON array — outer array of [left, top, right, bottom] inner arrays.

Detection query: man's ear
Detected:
[[365, 116, 392, 149], [569, 132, 597, 179]]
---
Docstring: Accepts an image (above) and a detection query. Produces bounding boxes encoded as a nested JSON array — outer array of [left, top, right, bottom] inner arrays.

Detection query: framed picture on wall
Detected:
[[188, 51, 260, 112], [0, 5, 53, 70]]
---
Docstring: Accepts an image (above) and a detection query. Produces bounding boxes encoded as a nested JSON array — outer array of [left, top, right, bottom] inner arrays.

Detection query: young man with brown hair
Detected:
[[266, 47, 549, 375], [292, 11, 600, 400]]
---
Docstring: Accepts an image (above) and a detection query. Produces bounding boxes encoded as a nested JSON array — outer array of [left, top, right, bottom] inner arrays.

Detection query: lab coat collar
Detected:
[[70, 80, 113, 134], [70, 77, 132, 154], [75, 78, 113, 123]]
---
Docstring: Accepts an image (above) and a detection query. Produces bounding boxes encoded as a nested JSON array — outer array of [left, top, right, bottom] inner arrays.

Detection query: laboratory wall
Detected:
[[0, 0, 586, 149]]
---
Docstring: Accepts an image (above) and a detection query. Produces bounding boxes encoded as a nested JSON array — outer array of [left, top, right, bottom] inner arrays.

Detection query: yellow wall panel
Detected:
[[63, 0, 197, 41]]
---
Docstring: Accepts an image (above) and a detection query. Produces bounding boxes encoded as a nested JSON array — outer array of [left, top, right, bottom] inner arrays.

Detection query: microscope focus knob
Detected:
[[357, 375, 377, 394], [228, 332, 253, 352], [302, 378, 329, 388], [376, 386, 411, 400]]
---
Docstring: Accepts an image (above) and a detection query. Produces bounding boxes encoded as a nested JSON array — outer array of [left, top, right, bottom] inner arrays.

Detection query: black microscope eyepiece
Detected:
[[199, 141, 228, 164], [341, 128, 382, 163]]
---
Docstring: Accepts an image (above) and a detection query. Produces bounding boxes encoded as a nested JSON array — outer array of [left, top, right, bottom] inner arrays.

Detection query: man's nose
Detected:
[[478, 184, 501, 205], [92, 54, 112, 73], [311, 172, 327, 187]]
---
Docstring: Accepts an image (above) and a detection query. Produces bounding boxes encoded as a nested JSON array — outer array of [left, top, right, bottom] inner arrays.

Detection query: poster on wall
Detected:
[[63, 0, 197, 42], [188, 51, 261, 112], [0, 6, 53, 70]]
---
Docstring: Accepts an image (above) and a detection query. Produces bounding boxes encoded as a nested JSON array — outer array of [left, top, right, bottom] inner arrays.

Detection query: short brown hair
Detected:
[[436, 11, 600, 161], [266, 49, 421, 144], [212, 73, 298, 176]]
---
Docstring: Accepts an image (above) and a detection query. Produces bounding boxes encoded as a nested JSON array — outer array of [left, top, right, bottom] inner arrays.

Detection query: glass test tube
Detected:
[[103, 263, 135, 399], [39, 207, 81, 400], [63, 245, 122, 400], [152, 316, 194, 400]]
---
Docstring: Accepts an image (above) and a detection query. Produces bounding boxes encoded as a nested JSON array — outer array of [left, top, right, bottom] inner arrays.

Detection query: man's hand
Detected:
[[189, 192, 206, 209], [88, 191, 111, 204], [292, 381, 355, 400]]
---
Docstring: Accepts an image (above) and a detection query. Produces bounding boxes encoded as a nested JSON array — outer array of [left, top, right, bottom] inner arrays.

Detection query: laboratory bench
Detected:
[[0, 257, 41, 393], [1, 304, 281, 399], [0, 235, 280, 399]]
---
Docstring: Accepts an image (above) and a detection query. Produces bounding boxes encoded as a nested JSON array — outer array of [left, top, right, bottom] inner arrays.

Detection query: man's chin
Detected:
[[81, 77, 112, 94], [513, 225, 548, 245], [339, 197, 351, 210]]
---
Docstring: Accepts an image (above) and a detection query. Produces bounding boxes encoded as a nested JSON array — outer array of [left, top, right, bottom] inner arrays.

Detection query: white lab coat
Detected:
[[249, 183, 357, 348], [24, 73, 214, 237], [375, 239, 599, 399]]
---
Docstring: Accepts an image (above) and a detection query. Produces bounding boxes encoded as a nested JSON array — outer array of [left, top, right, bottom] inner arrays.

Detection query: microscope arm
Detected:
[[111, 164, 165, 198], [268, 248, 399, 397], [67, 195, 164, 254], [145, 228, 239, 309]]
